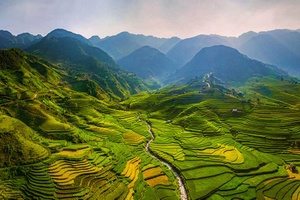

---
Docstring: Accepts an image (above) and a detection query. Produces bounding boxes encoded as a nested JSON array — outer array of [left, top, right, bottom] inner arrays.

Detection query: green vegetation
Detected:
[[0, 49, 179, 199], [1, 47, 300, 200], [122, 76, 300, 199]]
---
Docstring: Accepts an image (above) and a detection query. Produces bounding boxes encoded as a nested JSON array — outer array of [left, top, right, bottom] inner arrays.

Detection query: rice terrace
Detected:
[[1, 1, 300, 199]]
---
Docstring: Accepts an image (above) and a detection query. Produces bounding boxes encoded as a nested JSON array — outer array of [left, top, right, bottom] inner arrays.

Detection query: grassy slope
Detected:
[[123, 76, 300, 199], [2, 48, 300, 199], [26, 36, 151, 101], [0, 49, 179, 199]]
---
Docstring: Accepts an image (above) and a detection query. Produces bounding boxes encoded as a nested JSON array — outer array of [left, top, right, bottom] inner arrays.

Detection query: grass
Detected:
[[0, 115, 49, 167], [122, 78, 300, 199], [2, 71, 300, 200]]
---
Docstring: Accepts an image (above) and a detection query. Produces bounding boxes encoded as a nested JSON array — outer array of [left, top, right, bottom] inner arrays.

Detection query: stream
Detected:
[[139, 115, 188, 200]]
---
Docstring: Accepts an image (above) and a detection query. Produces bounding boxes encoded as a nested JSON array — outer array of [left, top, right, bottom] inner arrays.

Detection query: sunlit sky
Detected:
[[1, 0, 299, 39]]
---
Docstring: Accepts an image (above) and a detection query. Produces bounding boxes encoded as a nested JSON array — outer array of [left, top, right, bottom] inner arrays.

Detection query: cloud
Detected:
[[0, 0, 299, 38]]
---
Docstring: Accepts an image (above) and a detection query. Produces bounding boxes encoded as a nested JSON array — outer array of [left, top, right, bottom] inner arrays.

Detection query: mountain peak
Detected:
[[46, 28, 91, 45], [138, 45, 159, 52], [199, 45, 241, 55], [171, 45, 283, 85], [117, 45, 176, 81]]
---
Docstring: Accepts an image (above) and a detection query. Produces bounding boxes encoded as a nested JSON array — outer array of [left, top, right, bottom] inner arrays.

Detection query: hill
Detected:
[[0, 48, 180, 199], [0, 115, 49, 167], [0, 48, 61, 97], [46, 28, 92, 45], [165, 29, 300, 77], [90, 31, 181, 60], [26, 35, 147, 100], [166, 34, 236, 68], [117, 46, 176, 83], [239, 30, 300, 76], [2, 28, 300, 200], [0, 30, 42, 49], [169, 45, 285, 85], [27, 35, 115, 66], [123, 74, 300, 199]]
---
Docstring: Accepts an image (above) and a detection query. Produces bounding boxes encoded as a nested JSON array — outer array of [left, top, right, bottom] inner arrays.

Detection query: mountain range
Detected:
[[1, 28, 300, 84], [25, 30, 149, 100], [1, 28, 300, 200], [0, 30, 42, 49], [89, 31, 180, 60]]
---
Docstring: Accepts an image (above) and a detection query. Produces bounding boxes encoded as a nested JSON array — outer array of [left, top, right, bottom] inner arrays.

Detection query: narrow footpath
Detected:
[[139, 114, 188, 200]]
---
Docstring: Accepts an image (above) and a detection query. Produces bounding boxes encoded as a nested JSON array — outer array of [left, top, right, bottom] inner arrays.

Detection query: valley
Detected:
[[1, 28, 300, 200]]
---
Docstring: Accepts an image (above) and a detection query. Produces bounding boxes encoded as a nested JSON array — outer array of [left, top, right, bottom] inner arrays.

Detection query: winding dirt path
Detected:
[[139, 114, 188, 200]]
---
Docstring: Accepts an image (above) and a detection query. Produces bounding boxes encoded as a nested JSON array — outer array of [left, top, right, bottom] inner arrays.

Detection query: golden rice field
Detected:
[[123, 131, 145, 146], [142, 164, 171, 187]]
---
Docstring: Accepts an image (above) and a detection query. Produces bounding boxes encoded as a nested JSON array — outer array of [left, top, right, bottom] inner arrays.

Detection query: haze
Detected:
[[0, 0, 299, 38]]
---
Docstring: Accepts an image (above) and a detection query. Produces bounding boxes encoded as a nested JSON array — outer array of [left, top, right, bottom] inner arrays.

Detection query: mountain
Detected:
[[117, 46, 176, 82], [2, 30, 300, 200], [170, 45, 285, 85], [90, 31, 181, 60], [0, 48, 61, 101], [89, 35, 101, 44], [239, 32, 300, 76], [46, 28, 92, 45], [237, 31, 258, 45], [27, 35, 115, 66], [260, 29, 300, 57], [166, 34, 237, 68], [157, 37, 181, 54], [26, 35, 147, 100], [0, 48, 179, 199], [0, 30, 42, 49], [164, 29, 300, 77]]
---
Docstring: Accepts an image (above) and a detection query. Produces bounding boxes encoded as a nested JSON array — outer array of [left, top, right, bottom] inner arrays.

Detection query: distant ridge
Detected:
[[0, 30, 42, 49], [26, 34, 148, 100], [1, 28, 300, 77], [118, 46, 176, 82], [90, 31, 181, 60], [46, 28, 92, 45], [166, 34, 237, 68], [170, 45, 286, 85], [27, 35, 115, 66]]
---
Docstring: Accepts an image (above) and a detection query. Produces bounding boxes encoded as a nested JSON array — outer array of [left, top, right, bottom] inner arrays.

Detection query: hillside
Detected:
[[0, 48, 180, 199], [1, 28, 300, 200], [0, 115, 49, 167], [164, 29, 300, 77], [166, 34, 236, 68], [0, 49, 61, 97], [0, 30, 42, 50], [46, 28, 92, 45], [117, 46, 176, 83], [239, 30, 300, 76], [26, 35, 148, 100], [123, 75, 300, 199], [169, 45, 285, 85], [27, 35, 115, 66], [91, 31, 181, 60]]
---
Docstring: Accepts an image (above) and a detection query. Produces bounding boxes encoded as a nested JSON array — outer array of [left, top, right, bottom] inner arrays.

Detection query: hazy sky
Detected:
[[1, 0, 299, 39]]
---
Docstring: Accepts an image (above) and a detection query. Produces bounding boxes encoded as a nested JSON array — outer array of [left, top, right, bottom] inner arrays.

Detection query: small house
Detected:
[[232, 109, 243, 113], [198, 82, 211, 92], [289, 163, 297, 173]]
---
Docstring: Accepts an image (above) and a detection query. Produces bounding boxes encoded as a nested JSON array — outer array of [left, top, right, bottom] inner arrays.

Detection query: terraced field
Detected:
[[143, 117, 299, 199], [0, 92, 180, 199], [121, 78, 300, 199], [1, 76, 300, 199]]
